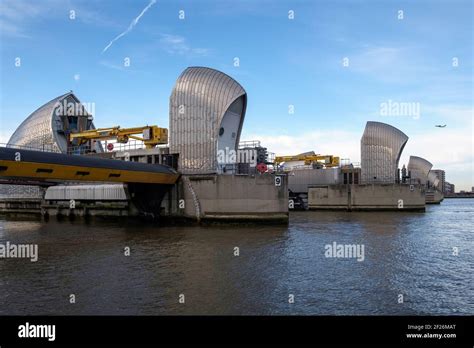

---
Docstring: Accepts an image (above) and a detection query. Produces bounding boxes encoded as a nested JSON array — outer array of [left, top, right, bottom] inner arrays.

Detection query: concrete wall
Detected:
[[0, 198, 42, 214], [309, 185, 347, 209], [45, 184, 128, 201], [177, 174, 288, 222], [425, 189, 444, 204], [41, 201, 132, 217], [288, 168, 340, 193], [308, 183, 425, 211], [0, 185, 44, 199]]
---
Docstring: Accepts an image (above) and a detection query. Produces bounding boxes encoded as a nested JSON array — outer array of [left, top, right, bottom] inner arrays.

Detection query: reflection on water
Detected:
[[0, 199, 472, 315]]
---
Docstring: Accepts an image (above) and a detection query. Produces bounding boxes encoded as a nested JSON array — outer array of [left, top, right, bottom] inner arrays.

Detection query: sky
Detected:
[[0, 0, 472, 190]]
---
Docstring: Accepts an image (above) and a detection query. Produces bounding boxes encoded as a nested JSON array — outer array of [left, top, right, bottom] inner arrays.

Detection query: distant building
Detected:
[[431, 169, 446, 193], [445, 181, 455, 194], [472, 187, 474, 193]]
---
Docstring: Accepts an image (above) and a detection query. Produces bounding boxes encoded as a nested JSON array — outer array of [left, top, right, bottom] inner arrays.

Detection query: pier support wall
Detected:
[[308, 184, 425, 211], [425, 189, 444, 204], [166, 174, 289, 223]]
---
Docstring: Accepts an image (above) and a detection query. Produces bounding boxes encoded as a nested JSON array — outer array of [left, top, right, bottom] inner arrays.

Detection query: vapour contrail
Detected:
[[102, 0, 157, 53]]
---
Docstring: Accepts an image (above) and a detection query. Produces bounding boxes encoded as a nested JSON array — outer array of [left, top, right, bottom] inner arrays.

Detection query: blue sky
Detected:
[[0, 0, 472, 190]]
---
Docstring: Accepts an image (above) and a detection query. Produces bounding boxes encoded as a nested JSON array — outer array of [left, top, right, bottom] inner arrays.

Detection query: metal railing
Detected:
[[109, 140, 146, 152], [267, 151, 275, 163], [238, 140, 261, 149], [1, 140, 160, 156], [0, 142, 60, 153], [69, 140, 142, 153], [67, 140, 150, 155], [217, 163, 278, 175], [340, 162, 360, 169], [67, 144, 93, 155]]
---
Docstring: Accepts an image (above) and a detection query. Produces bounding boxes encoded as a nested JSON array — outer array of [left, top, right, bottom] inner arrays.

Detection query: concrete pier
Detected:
[[0, 198, 42, 214], [162, 174, 289, 223], [1, 174, 289, 224], [308, 183, 426, 211], [425, 189, 444, 204]]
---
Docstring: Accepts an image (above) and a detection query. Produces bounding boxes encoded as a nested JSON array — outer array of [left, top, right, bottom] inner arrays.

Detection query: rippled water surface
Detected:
[[0, 199, 472, 315]]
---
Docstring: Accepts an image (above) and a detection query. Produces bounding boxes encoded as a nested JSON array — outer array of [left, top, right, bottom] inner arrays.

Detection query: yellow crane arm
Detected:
[[275, 154, 340, 167], [70, 125, 168, 149]]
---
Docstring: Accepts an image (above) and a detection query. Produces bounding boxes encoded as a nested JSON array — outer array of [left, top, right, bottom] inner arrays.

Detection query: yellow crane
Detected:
[[69, 125, 168, 149], [275, 154, 340, 168]]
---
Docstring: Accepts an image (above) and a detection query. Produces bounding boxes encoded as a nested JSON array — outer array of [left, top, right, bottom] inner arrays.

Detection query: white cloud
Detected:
[[159, 34, 210, 56], [400, 129, 473, 188], [0, 0, 48, 21], [0, 0, 50, 37], [76, 7, 121, 29], [99, 60, 127, 71], [352, 46, 403, 71], [0, 0, 119, 38], [421, 104, 473, 125], [0, 129, 13, 144], [0, 18, 29, 38], [242, 130, 361, 162], [243, 125, 473, 191], [347, 45, 437, 84]]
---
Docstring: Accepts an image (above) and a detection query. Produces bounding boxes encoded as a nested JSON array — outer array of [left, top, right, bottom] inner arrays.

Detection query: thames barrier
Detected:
[[0, 67, 448, 220]]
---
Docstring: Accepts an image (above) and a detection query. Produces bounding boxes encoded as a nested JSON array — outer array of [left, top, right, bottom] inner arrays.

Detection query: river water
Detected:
[[0, 199, 472, 315]]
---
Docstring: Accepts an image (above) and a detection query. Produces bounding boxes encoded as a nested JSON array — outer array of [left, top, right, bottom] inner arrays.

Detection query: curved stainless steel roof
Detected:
[[408, 156, 433, 184], [7, 92, 97, 153], [8, 92, 70, 152], [427, 171, 440, 188], [169, 67, 247, 173], [361, 121, 409, 184], [3, 92, 98, 198]]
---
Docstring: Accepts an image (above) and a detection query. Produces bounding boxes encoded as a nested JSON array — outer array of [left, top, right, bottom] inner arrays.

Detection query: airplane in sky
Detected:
[[435, 125, 447, 128]]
